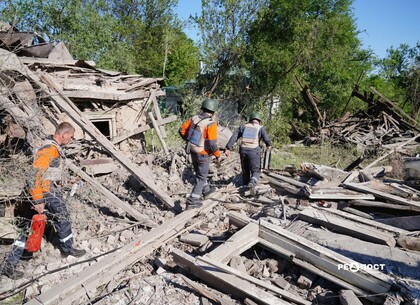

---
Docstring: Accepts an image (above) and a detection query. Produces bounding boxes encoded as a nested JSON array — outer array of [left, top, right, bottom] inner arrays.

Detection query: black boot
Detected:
[[1, 263, 24, 279], [61, 247, 86, 258], [186, 197, 202, 210]]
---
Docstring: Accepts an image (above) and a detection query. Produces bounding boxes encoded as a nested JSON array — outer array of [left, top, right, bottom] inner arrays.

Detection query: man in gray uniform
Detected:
[[225, 112, 271, 195], [179, 99, 222, 209]]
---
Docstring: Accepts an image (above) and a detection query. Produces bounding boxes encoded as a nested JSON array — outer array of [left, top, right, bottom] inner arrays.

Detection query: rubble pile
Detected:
[[1, 34, 420, 305]]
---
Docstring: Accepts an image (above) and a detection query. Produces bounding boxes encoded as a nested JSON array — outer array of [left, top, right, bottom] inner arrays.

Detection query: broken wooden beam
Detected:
[[339, 290, 363, 305], [311, 205, 407, 236], [350, 199, 420, 213], [152, 94, 167, 138], [364, 133, 420, 170], [112, 115, 177, 144], [309, 187, 375, 200], [264, 172, 308, 188], [179, 274, 237, 305], [299, 207, 396, 246], [67, 161, 156, 227], [172, 248, 290, 305], [204, 222, 259, 264], [148, 111, 169, 155], [25, 195, 225, 305], [375, 215, 420, 231], [199, 255, 311, 305], [342, 182, 420, 209], [258, 220, 393, 296], [228, 212, 394, 302]]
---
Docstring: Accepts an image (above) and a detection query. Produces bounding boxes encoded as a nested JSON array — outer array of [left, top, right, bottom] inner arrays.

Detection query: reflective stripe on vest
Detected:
[[38, 139, 64, 182], [241, 123, 262, 149], [189, 115, 212, 153]]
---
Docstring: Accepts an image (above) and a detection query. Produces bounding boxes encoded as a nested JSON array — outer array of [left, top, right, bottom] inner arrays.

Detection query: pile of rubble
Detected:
[[1, 33, 420, 305]]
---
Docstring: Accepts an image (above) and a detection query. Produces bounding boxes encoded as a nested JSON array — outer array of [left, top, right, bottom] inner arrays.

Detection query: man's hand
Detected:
[[225, 149, 231, 158], [216, 156, 222, 163], [33, 202, 45, 214]]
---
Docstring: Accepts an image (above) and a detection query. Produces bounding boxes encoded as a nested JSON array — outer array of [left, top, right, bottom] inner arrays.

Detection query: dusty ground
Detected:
[[1, 147, 420, 305]]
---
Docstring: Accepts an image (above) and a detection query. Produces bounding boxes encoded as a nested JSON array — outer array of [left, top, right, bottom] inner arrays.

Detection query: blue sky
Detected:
[[176, 0, 420, 59]]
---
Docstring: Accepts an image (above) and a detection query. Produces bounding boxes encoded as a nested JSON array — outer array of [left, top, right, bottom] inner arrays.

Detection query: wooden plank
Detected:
[[364, 134, 420, 170], [309, 187, 375, 200], [299, 208, 396, 246], [148, 111, 169, 155], [312, 205, 407, 235], [37, 74, 174, 208], [376, 215, 420, 231], [342, 182, 420, 209], [383, 293, 404, 305], [264, 172, 308, 188], [63, 89, 148, 101], [259, 220, 393, 295], [204, 223, 259, 263], [199, 256, 310, 305], [258, 238, 375, 301], [26, 195, 224, 305], [152, 94, 167, 138], [339, 290, 363, 305], [66, 161, 156, 227], [179, 274, 237, 305], [112, 115, 177, 144], [228, 212, 388, 302], [350, 199, 420, 213], [172, 249, 290, 305], [19, 57, 96, 67]]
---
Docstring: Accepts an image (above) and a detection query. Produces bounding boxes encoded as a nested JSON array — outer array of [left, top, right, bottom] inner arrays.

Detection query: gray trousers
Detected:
[[4, 190, 73, 266], [240, 148, 261, 186], [190, 153, 211, 199]]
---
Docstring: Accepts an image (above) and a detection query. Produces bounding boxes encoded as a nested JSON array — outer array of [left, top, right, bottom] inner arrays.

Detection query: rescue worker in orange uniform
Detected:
[[225, 112, 271, 195], [179, 99, 221, 209], [1, 122, 86, 279]]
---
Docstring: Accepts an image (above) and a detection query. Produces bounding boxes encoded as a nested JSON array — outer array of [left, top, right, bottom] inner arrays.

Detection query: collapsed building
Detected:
[[0, 28, 420, 305]]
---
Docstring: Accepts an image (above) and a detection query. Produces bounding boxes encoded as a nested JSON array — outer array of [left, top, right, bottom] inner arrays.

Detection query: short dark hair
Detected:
[[55, 122, 75, 135]]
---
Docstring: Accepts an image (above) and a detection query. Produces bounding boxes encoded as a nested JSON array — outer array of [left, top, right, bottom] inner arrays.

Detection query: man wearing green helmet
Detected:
[[179, 99, 221, 209], [225, 112, 271, 195]]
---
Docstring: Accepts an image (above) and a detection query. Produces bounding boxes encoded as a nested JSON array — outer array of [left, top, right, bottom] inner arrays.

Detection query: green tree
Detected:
[[246, 0, 370, 127], [1, 0, 116, 61], [194, 0, 265, 97], [374, 43, 420, 117], [0, 0, 200, 85]]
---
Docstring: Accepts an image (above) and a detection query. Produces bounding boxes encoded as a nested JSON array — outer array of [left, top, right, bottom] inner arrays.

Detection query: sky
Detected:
[[176, 0, 420, 59]]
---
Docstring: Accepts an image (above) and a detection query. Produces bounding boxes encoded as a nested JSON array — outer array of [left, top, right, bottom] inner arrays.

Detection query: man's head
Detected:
[[54, 122, 75, 145], [201, 99, 218, 115], [249, 112, 262, 124]]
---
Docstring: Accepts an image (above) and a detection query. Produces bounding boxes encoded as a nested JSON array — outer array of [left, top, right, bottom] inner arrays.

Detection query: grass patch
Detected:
[[270, 142, 362, 170]]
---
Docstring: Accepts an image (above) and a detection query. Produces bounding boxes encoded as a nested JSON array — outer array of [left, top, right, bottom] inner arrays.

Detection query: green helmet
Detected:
[[201, 99, 218, 112], [249, 112, 262, 122]]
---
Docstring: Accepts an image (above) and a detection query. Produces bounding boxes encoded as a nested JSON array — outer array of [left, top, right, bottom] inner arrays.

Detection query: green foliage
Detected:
[[373, 43, 420, 116], [246, 0, 370, 120], [194, 0, 264, 97], [164, 30, 200, 86], [269, 142, 360, 170], [0, 0, 200, 85]]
